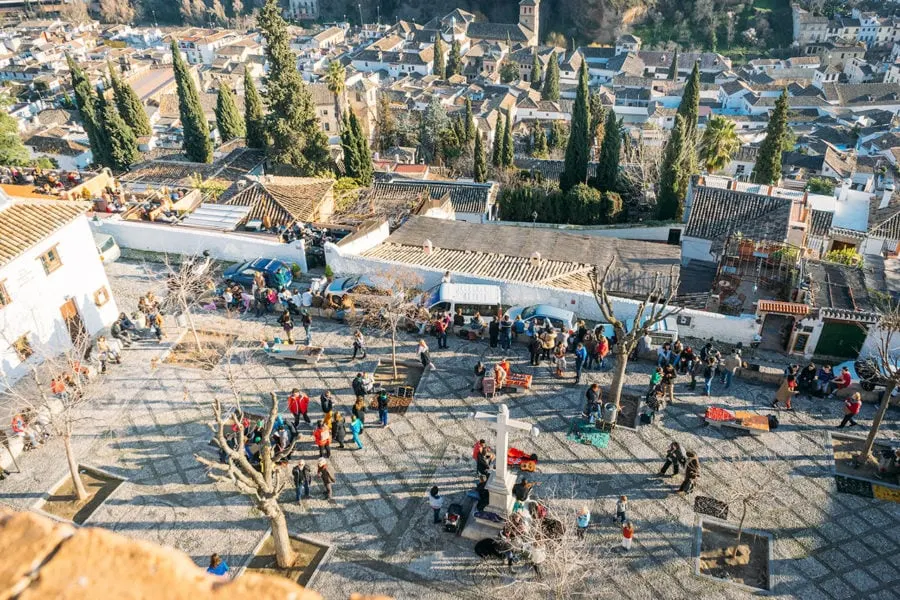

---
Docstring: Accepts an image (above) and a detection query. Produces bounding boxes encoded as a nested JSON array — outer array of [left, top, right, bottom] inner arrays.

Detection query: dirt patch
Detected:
[[699, 522, 770, 591], [617, 393, 641, 429], [832, 435, 899, 481], [245, 534, 329, 586], [41, 467, 123, 525], [368, 360, 423, 416], [164, 330, 236, 370]]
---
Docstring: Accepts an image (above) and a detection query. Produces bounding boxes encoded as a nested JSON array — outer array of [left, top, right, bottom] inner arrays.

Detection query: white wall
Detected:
[[94, 219, 308, 271], [0, 216, 119, 384], [325, 243, 759, 345]]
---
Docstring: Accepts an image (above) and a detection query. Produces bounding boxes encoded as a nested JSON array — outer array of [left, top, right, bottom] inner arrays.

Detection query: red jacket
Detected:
[[845, 397, 862, 415], [314, 427, 331, 447], [288, 393, 309, 415], [835, 371, 852, 389]]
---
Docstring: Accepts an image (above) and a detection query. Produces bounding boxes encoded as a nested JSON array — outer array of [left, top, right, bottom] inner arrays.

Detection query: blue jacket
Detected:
[[575, 347, 588, 363], [577, 513, 590, 528], [350, 419, 363, 435]]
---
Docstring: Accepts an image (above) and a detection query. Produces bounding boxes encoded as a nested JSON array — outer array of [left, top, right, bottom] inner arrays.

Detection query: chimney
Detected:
[[839, 177, 852, 202]]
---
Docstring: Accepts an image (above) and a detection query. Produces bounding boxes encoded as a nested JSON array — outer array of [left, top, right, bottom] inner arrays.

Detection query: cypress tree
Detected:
[[448, 39, 461, 77], [171, 40, 212, 163], [350, 110, 373, 186], [532, 121, 548, 157], [595, 109, 621, 193], [258, 0, 330, 174], [531, 50, 542, 91], [67, 55, 110, 167], [542, 51, 560, 101], [677, 62, 701, 178], [560, 61, 590, 192], [464, 98, 475, 144], [667, 48, 679, 81], [244, 70, 266, 149], [473, 133, 487, 182], [752, 88, 790, 185], [501, 108, 514, 167], [492, 114, 503, 168], [433, 36, 445, 78], [340, 112, 360, 179], [657, 114, 687, 220], [99, 99, 140, 171], [108, 62, 151, 137], [215, 82, 245, 142]]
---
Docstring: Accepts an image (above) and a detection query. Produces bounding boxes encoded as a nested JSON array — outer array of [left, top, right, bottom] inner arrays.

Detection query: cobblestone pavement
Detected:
[[1, 260, 899, 600]]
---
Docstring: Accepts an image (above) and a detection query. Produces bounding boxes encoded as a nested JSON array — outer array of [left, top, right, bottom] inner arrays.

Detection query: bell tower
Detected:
[[519, 0, 540, 46]]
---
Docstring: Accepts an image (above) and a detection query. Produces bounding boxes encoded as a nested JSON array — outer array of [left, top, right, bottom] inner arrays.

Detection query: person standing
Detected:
[[435, 318, 448, 349], [772, 374, 797, 410], [300, 309, 312, 344], [352, 397, 366, 432], [317, 458, 335, 500], [838, 392, 862, 428], [417, 339, 432, 369], [488, 318, 500, 348], [722, 350, 741, 389], [278, 311, 294, 344], [702, 359, 715, 396], [583, 383, 601, 423], [288, 389, 310, 426], [554, 344, 566, 378], [207, 553, 229, 577], [472, 360, 486, 392], [658, 441, 685, 476], [377, 389, 390, 427], [597, 335, 610, 371], [499, 315, 513, 350], [349, 414, 364, 450], [615, 495, 628, 524], [574, 342, 588, 384], [427, 485, 444, 524], [621, 521, 634, 552], [292, 459, 311, 501], [352, 373, 367, 403], [351, 329, 367, 359], [528, 336, 541, 367], [679, 451, 700, 494], [332, 412, 347, 449], [313, 421, 331, 458], [661, 364, 677, 405], [320, 390, 335, 415]]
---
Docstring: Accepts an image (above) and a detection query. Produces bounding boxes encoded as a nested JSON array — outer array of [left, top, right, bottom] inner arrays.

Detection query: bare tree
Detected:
[[157, 253, 217, 352], [589, 258, 681, 407], [856, 301, 900, 464], [620, 133, 667, 206], [195, 346, 299, 568], [0, 329, 106, 501], [350, 269, 423, 379], [718, 456, 779, 556]]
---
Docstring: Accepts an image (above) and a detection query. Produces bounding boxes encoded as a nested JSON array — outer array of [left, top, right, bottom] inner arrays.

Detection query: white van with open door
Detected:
[[420, 283, 503, 321]]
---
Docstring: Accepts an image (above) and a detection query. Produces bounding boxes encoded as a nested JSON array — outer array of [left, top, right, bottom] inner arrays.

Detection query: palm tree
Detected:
[[699, 115, 740, 173], [324, 60, 346, 133]]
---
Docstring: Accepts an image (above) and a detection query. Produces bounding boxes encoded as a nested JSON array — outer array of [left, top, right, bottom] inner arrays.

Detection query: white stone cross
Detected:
[[473, 404, 538, 515]]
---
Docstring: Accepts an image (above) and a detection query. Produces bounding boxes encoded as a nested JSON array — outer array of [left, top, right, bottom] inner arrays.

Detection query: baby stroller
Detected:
[[444, 502, 464, 533]]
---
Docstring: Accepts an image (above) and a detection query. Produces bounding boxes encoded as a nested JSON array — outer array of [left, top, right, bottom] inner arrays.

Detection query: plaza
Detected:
[[1, 259, 899, 600]]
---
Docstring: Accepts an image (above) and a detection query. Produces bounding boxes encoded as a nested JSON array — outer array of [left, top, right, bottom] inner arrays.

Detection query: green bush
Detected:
[[824, 247, 863, 267]]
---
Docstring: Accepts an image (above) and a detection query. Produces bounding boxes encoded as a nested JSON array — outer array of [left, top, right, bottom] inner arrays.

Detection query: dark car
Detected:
[[223, 258, 293, 289]]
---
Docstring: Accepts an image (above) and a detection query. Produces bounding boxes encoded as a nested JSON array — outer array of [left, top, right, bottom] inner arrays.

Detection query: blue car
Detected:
[[223, 258, 292, 289], [506, 304, 576, 332]]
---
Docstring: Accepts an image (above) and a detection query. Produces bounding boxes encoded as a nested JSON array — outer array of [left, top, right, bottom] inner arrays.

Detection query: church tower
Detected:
[[519, 0, 540, 46]]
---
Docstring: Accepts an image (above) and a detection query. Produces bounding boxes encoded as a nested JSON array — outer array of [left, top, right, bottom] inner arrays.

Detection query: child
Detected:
[[576, 506, 591, 539], [622, 521, 634, 551], [427, 486, 443, 524], [616, 495, 628, 524]]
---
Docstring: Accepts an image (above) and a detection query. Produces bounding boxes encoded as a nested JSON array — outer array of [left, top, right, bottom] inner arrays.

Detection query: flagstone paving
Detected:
[[1, 260, 899, 600]]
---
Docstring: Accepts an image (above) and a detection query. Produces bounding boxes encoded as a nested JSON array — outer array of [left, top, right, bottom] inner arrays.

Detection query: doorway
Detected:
[[759, 314, 793, 351], [60, 299, 87, 348]]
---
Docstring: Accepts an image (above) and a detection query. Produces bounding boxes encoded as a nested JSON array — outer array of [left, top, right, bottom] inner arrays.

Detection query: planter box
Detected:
[[236, 529, 333, 588], [32, 464, 126, 526], [694, 518, 774, 594]]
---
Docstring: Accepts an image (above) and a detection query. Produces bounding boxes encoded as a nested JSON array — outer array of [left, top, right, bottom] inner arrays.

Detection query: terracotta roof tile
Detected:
[[0, 200, 90, 267]]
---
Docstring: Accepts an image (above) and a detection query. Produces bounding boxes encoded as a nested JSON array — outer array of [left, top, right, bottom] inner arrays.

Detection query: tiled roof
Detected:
[[24, 134, 89, 156], [757, 300, 809, 315], [0, 199, 90, 268], [685, 185, 793, 246], [870, 209, 900, 241], [466, 22, 531, 42], [223, 177, 334, 226], [809, 209, 834, 237], [365, 181, 494, 215], [359, 216, 680, 298], [822, 82, 900, 106]]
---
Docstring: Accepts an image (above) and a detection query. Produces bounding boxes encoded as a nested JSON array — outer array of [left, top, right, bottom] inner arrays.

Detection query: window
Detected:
[[13, 334, 32, 361], [94, 286, 110, 307], [39, 245, 62, 275], [0, 280, 8, 307]]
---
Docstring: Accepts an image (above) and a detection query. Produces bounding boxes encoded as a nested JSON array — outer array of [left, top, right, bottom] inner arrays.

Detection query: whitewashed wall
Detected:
[[0, 216, 119, 384], [93, 219, 308, 271], [325, 244, 759, 345]]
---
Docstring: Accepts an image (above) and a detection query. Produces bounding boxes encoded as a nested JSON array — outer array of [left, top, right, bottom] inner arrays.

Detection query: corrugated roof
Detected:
[[0, 199, 90, 267], [223, 177, 334, 226]]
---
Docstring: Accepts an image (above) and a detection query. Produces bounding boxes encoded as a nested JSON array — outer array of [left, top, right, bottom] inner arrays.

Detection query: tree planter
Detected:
[[163, 329, 236, 370], [616, 392, 642, 431], [237, 529, 332, 587], [694, 518, 773, 594], [33, 465, 125, 525], [368, 359, 424, 415], [828, 433, 900, 502]]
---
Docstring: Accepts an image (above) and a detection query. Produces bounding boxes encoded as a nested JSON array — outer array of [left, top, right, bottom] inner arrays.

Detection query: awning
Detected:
[[757, 300, 809, 316]]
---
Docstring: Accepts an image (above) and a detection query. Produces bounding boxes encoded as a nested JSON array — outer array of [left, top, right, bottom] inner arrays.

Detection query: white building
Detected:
[[0, 194, 119, 385]]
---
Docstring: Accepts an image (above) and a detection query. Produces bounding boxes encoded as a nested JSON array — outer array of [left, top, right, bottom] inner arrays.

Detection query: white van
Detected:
[[420, 283, 503, 321], [93, 233, 121, 263]]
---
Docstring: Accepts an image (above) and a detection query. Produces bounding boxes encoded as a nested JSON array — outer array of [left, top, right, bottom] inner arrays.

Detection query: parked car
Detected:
[[416, 283, 503, 320], [325, 275, 389, 299], [93, 233, 120, 263], [223, 258, 292, 289], [506, 304, 576, 332]]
